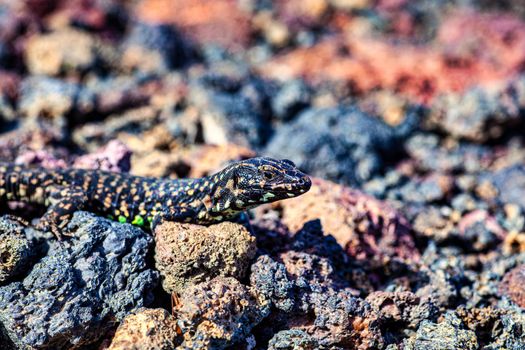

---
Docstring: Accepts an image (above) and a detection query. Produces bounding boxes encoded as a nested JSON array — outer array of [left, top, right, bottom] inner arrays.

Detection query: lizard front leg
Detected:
[[35, 185, 88, 240], [151, 206, 197, 231]]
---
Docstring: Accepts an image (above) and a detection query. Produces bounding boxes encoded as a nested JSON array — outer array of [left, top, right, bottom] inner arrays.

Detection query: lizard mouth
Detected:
[[266, 175, 312, 194]]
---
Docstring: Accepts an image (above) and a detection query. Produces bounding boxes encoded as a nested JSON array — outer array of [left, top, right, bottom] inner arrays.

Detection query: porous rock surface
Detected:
[[154, 221, 256, 294], [0, 211, 158, 349], [107, 308, 180, 350]]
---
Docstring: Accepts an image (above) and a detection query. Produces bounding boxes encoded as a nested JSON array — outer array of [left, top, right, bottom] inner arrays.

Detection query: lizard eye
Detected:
[[263, 171, 274, 180]]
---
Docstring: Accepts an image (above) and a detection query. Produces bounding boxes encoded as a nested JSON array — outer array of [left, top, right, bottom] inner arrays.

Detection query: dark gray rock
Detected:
[[405, 133, 491, 173], [265, 106, 414, 186], [0, 211, 158, 349], [310, 290, 382, 349], [122, 22, 192, 72], [18, 76, 95, 126], [189, 75, 271, 149], [268, 329, 318, 350], [0, 41, 8, 66], [250, 255, 294, 313], [486, 164, 525, 210], [429, 76, 525, 142], [405, 312, 478, 350], [270, 79, 311, 121]]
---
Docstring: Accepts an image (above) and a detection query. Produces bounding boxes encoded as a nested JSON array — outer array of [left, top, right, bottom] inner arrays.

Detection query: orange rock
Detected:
[[259, 10, 525, 104], [135, 0, 252, 50]]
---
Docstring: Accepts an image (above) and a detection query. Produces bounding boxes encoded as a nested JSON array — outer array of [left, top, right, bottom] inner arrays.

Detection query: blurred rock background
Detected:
[[0, 0, 525, 349]]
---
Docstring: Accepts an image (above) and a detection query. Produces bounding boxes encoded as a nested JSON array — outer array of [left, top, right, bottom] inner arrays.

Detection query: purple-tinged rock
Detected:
[[15, 149, 68, 169], [73, 139, 132, 172]]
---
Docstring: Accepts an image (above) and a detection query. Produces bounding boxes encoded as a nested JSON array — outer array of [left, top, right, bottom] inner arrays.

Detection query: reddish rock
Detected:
[[259, 10, 525, 104], [499, 264, 525, 308], [261, 178, 419, 262], [135, 0, 252, 50], [0, 70, 20, 101]]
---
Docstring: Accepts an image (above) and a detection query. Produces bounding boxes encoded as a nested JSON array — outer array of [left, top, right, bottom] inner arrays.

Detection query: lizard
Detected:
[[0, 157, 311, 238]]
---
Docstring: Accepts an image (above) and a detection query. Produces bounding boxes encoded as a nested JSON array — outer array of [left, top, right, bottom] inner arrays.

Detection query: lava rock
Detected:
[[263, 178, 419, 263], [85, 75, 152, 116], [188, 75, 271, 149], [108, 308, 180, 350], [484, 164, 525, 210], [270, 79, 311, 121], [154, 221, 256, 294], [250, 243, 381, 348], [405, 133, 492, 173], [429, 76, 525, 142], [73, 139, 132, 172], [250, 255, 295, 313], [267, 329, 319, 350], [366, 291, 438, 333], [456, 306, 525, 350], [0, 216, 36, 283], [457, 210, 507, 252], [0, 211, 158, 349], [175, 276, 269, 349], [404, 312, 478, 350], [265, 106, 413, 185], [310, 290, 383, 349], [122, 22, 192, 73], [391, 173, 454, 204], [18, 76, 95, 123], [499, 263, 525, 308], [24, 28, 98, 75]]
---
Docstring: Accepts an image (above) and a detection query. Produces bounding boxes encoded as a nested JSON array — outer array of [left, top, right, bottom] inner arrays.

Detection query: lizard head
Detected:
[[208, 157, 311, 214]]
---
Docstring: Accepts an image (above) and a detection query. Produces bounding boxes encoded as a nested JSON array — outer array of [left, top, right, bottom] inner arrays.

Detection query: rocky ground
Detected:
[[1, 0, 525, 349]]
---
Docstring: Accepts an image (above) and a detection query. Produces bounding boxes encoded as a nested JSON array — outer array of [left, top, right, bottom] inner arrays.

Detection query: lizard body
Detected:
[[0, 157, 311, 238]]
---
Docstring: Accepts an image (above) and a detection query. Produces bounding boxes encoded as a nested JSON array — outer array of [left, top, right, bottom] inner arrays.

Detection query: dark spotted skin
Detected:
[[0, 158, 311, 238]]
